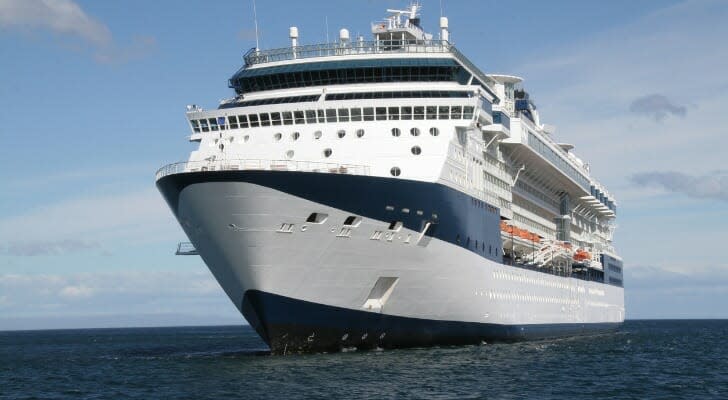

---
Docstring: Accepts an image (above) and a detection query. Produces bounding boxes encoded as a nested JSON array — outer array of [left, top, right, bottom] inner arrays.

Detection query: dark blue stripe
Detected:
[[242, 290, 622, 354], [157, 170, 504, 263]]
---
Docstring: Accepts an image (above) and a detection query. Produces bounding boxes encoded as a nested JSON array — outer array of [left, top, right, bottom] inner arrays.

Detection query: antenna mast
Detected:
[[252, 0, 260, 50]]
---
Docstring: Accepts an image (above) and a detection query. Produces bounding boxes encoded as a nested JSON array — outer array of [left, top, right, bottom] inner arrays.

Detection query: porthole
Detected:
[[410, 127, 420, 136], [274, 132, 282, 141], [356, 129, 365, 138], [291, 131, 300, 140], [229, 136, 235, 143], [243, 135, 250, 142], [286, 150, 294, 159], [323, 148, 332, 158], [337, 129, 346, 138], [411, 146, 421, 155], [391, 128, 401, 137], [390, 167, 401, 176], [314, 130, 323, 139], [429, 127, 439, 136]]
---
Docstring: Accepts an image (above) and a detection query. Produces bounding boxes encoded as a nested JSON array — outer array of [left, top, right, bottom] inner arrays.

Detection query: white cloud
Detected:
[[0, 0, 111, 46], [0, 0, 155, 63], [58, 284, 94, 299], [0, 187, 178, 249]]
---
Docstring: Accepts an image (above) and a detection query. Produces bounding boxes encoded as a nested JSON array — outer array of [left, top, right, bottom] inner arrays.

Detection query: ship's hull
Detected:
[[157, 170, 624, 354]]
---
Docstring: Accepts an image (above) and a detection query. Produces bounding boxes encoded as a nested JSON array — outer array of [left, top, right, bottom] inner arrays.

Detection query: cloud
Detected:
[[629, 94, 687, 121], [59, 284, 94, 299], [0, 0, 155, 63], [631, 170, 728, 202], [0, 239, 100, 256]]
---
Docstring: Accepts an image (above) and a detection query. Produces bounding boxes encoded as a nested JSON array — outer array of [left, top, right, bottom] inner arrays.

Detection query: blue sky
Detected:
[[1, 0, 726, 330]]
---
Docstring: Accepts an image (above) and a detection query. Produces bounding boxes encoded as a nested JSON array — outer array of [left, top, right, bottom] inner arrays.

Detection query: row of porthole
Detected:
[[315, 146, 420, 160], [266, 127, 440, 142]]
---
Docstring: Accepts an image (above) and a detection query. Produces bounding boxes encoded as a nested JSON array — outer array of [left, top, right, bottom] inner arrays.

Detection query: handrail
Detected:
[[240, 40, 499, 101], [155, 159, 370, 181]]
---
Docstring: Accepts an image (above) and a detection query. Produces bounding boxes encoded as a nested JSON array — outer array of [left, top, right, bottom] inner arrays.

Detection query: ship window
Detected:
[[326, 109, 337, 123], [463, 106, 475, 119], [410, 127, 420, 136], [411, 146, 421, 155], [350, 107, 362, 122], [363, 107, 374, 121], [244, 135, 250, 142], [323, 148, 332, 157], [388, 107, 400, 120], [294, 111, 305, 124], [306, 212, 328, 224], [390, 166, 401, 176], [430, 127, 439, 136], [337, 129, 346, 138], [271, 112, 282, 126], [248, 114, 259, 127], [317, 109, 325, 123], [291, 131, 300, 140], [451, 106, 462, 119], [282, 111, 293, 125], [274, 132, 282, 141], [391, 128, 401, 137], [200, 119, 211, 132], [376, 107, 387, 121], [314, 130, 323, 139], [286, 150, 294, 159], [260, 113, 271, 126], [305, 110, 316, 124], [456, 234, 461, 244], [426, 106, 437, 120], [191, 120, 200, 133], [401, 106, 413, 120], [238, 115, 249, 128], [228, 115, 238, 129], [356, 129, 365, 138], [338, 108, 349, 122], [209, 118, 219, 131], [414, 106, 425, 120], [388, 221, 403, 231], [439, 106, 450, 120], [344, 216, 362, 227]]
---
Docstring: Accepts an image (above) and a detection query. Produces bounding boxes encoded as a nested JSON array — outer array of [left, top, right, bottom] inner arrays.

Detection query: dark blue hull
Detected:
[[242, 290, 621, 354]]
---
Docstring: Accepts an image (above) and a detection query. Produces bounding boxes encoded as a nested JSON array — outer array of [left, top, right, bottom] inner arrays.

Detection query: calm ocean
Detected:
[[1, 320, 726, 399]]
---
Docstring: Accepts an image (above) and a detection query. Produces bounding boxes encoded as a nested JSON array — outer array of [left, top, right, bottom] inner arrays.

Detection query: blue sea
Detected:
[[1, 320, 726, 399]]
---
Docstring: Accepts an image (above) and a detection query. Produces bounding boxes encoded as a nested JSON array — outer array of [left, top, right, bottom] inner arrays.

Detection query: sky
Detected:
[[0, 0, 727, 330]]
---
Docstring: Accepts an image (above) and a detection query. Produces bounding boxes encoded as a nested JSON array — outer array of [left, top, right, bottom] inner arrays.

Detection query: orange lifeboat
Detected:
[[574, 249, 591, 261]]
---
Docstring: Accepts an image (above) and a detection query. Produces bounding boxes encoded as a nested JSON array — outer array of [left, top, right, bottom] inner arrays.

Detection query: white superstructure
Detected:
[[157, 3, 624, 353]]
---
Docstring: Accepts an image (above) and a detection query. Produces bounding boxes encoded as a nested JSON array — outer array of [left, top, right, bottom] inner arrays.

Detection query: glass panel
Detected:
[[363, 107, 374, 121], [326, 109, 337, 123], [209, 118, 219, 131], [199, 119, 209, 132], [350, 107, 362, 122], [228, 115, 238, 129], [305, 110, 316, 123], [271, 112, 282, 125], [238, 115, 249, 128], [248, 114, 259, 127], [317, 109, 325, 123], [282, 111, 293, 125], [388, 107, 399, 120], [451, 106, 462, 119], [463, 106, 475, 119], [376, 107, 387, 121], [190, 120, 200, 133], [260, 113, 271, 126], [414, 106, 425, 120], [338, 108, 349, 122], [294, 110, 305, 124], [439, 106, 450, 120], [426, 106, 437, 120], [401, 106, 412, 120]]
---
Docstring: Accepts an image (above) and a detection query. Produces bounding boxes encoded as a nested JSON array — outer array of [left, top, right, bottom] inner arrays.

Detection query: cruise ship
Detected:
[[156, 3, 624, 354]]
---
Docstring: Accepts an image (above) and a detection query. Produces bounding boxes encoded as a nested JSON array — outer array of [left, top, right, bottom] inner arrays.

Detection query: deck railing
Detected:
[[155, 159, 370, 181]]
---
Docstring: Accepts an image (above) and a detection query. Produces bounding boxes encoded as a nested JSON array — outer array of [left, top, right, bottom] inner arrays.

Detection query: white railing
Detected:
[[155, 159, 370, 181]]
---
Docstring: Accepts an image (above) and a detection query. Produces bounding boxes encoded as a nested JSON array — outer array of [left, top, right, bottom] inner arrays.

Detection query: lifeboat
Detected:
[[573, 249, 591, 261]]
